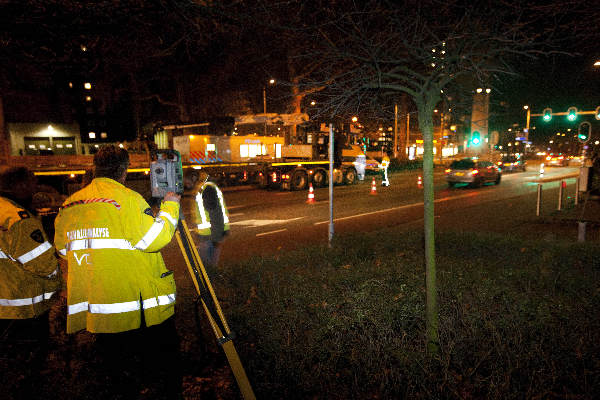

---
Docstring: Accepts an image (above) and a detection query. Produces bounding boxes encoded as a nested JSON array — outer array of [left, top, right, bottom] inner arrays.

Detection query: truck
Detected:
[[260, 143, 365, 190], [158, 122, 366, 191]]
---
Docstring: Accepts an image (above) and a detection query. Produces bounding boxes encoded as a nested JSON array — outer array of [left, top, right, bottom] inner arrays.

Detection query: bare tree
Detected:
[[281, 0, 575, 354]]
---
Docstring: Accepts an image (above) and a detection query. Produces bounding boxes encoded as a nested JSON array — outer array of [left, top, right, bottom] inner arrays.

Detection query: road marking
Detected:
[[256, 228, 288, 237], [313, 192, 478, 225], [227, 205, 246, 210], [230, 217, 304, 227]]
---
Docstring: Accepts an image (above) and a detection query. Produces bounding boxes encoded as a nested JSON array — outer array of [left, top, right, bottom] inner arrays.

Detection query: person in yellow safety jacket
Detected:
[[53, 145, 182, 397], [380, 154, 391, 186], [194, 179, 230, 277], [0, 167, 60, 397]]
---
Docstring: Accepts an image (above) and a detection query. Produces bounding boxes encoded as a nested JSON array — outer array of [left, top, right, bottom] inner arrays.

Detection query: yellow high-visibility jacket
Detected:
[[54, 178, 179, 334], [0, 196, 60, 319], [194, 182, 230, 237]]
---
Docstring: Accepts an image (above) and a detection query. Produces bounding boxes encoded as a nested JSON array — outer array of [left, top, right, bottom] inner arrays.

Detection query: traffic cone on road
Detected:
[[307, 183, 315, 204], [370, 177, 377, 195]]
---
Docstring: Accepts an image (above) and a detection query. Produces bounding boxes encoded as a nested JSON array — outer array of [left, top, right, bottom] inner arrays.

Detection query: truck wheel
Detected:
[[257, 172, 268, 189], [291, 171, 308, 191], [333, 170, 344, 185], [312, 170, 327, 187], [344, 168, 357, 184]]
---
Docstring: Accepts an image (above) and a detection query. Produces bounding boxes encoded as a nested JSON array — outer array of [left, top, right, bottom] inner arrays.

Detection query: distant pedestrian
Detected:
[[380, 153, 391, 186], [194, 175, 230, 278], [0, 167, 61, 397], [54, 145, 183, 398]]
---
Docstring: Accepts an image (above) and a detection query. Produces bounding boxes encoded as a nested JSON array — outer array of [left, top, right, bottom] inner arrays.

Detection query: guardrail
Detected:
[[527, 171, 580, 216]]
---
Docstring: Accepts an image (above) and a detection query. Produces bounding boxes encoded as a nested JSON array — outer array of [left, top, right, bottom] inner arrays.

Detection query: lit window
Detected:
[[66, 144, 73, 148], [94, 144, 99, 148], [28, 144, 36, 149], [86, 96, 92, 102], [39, 145, 46, 149], [68, 82, 73, 88], [100, 132, 107, 139], [56, 144, 64, 148], [275, 143, 282, 158], [206, 143, 216, 152], [240, 144, 249, 158], [248, 144, 258, 158], [84, 82, 92, 90], [88, 132, 96, 139]]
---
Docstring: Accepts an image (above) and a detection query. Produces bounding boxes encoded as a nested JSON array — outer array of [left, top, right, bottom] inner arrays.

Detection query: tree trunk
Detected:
[[398, 93, 409, 160], [416, 99, 439, 355]]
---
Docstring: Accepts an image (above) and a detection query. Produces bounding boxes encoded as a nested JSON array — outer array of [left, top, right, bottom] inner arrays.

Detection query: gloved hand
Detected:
[[164, 192, 181, 203]]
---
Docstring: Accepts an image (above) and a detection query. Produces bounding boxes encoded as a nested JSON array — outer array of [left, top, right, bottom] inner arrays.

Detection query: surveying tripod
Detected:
[[174, 213, 256, 400]]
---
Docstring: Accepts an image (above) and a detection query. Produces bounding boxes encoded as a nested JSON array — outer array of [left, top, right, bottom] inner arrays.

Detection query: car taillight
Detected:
[[471, 169, 479, 175]]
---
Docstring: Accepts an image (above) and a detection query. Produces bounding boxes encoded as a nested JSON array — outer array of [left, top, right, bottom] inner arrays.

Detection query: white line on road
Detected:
[[256, 228, 288, 237], [313, 192, 478, 225], [228, 212, 245, 218], [231, 216, 304, 227]]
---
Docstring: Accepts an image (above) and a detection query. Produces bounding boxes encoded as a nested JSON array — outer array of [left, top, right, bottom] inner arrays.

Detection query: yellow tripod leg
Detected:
[[175, 222, 256, 400]]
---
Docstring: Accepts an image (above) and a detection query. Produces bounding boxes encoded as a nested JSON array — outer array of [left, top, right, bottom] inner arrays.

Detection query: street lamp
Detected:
[[263, 79, 276, 135]]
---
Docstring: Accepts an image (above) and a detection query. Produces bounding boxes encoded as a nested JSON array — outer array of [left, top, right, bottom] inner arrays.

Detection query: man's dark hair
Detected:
[[0, 166, 36, 193], [94, 145, 130, 180]]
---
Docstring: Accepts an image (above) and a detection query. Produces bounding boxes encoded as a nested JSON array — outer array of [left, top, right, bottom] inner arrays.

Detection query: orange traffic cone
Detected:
[[370, 177, 377, 195], [307, 183, 315, 203]]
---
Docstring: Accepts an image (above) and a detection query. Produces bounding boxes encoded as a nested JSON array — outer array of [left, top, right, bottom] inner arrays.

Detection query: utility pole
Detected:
[[262, 86, 267, 136], [394, 103, 398, 158]]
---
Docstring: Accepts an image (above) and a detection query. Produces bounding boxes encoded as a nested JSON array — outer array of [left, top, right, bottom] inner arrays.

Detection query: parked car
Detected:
[[445, 158, 501, 187], [365, 157, 380, 172], [497, 155, 526, 172], [545, 153, 567, 167]]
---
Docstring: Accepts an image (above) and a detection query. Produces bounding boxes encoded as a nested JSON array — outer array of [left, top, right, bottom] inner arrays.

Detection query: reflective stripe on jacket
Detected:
[[54, 177, 180, 334], [0, 197, 60, 319], [194, 182, 230, 236]]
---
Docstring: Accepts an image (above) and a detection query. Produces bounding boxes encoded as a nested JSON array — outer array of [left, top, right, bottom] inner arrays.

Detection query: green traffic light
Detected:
[[542, 107, 552, 122], [566, 106, 577, 122]]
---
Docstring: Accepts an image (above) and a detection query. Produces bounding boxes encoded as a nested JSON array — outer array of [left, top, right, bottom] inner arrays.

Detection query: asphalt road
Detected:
[[159, 162, 582, 268]]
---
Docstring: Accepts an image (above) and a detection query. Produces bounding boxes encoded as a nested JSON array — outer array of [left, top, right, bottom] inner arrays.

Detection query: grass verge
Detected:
[[220, 230, 600, 399]]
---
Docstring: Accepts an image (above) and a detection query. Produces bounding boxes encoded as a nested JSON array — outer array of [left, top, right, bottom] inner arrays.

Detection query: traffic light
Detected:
[[566, 106, 577, 122], [542, 108, 552, 122], [595, 106, 600, 121], [577, 121, 591, 143], [471, 131, 481, 146]]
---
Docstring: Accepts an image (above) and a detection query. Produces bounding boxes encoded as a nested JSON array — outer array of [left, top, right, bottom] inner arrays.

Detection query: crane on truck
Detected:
[[155, 118, 365, 191]]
